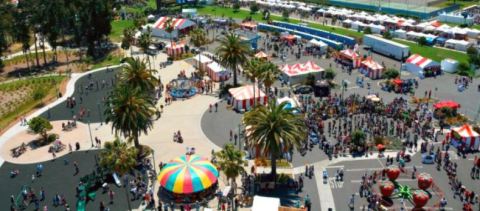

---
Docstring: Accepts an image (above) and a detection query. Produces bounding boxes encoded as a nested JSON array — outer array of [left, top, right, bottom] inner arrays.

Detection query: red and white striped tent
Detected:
[[450, 124, 480, 150], [151, 17, 196, 38], [403, 54, 439, 77], [193, 54, 213, 71], [206, 62, 230, 82], [360, 58, 384, 79], [339, 49, 361, 67], [281, 61, 324, 84], [166, 42, 186, 58], [229, 85, 267, 111], [240, 21, 258, 31]]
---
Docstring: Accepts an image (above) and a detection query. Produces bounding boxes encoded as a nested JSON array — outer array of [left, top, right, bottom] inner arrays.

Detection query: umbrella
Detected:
[[158, 155, 219, 194], [377, 144, 385, 151], [433, 100, 460, 110]]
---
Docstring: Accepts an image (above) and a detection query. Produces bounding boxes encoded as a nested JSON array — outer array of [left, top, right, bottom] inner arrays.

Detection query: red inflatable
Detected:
[[413, 190, 429, 208], [417, 173, 433, 190], [387, 165, 400, 181], [379, 181, 395, 197]]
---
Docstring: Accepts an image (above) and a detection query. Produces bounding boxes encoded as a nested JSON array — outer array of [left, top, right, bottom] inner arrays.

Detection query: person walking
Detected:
[[108, 190, 114, 204], [73, 162, 79, 175]]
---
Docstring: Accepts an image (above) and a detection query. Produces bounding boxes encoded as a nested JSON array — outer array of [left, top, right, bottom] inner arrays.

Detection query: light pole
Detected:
[[123, 175, 132, 211], [87, 119, 94, 147], [238, 124, 242, 151]]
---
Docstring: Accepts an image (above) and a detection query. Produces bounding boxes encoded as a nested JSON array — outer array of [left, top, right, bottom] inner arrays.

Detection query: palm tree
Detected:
[[189, 27, 208, 77], [104, 85, 155, 149], [119, 57, 158, 93], [259, 61, 280, 96], [99, 137, 138, 175], [215, 144, 246, 189], [243, 58, 263, 106], [243, 101, 307, 180], [216, 32, 249, 86], [138, 27, 153, 69], [164, 17, 175, 47], [121, 27, 135, 56]]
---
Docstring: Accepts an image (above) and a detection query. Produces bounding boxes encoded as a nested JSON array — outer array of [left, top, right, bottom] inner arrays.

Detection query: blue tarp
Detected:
[[258, 23, 344, 49], [271, 21, 356, 47]]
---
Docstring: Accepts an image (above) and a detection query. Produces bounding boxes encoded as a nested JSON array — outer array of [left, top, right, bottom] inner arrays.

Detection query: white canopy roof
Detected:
[[252, 196, 280, 211], [193, 54, 212, 64], [207, 62, 228, 73], [309, 39, 328, 47]]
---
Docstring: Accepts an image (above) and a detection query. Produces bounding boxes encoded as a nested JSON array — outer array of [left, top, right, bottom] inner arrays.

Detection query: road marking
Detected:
[[326, 165, 345, 169], [328, 177, 344, 189], [345, 166, 423, 172], [351, 178, 416, 183]]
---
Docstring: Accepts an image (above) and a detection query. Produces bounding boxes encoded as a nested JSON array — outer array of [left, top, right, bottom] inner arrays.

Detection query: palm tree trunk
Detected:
[[41, 37, 47, 65], [270, 153, 277, 182], [34, 34, 40, 67], [233, 65, 238, 86], [24, 50, 30, 71], [253, 79, 256, 107]]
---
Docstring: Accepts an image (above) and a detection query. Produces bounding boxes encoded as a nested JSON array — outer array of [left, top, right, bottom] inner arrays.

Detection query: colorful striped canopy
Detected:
[[158, 155, 219, 194]]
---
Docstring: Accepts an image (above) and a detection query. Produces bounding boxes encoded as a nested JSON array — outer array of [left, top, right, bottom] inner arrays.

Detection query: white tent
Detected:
[[351, 21, 366, 30], [309, 39, 328, 54], [466, 28, 480, 38], [394, 29, 407, 39], [192, 54, 213, 71], [441, 58, 459, 73], [445, 39, 472, 51], [450, 124, 480, 150], [229, 85, 267, 112], [207, 62, 230, 82], [368, 23, 385, 34], [252, 196, 280, 211]]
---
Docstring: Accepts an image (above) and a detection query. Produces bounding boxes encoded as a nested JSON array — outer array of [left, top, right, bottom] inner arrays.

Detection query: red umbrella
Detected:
[[377, 144, 385, 151], [433, 100, 460, 110], [392, 78, 403, 85]]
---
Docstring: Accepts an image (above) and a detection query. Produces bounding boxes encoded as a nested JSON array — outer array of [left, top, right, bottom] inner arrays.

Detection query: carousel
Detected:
[[166, 71, 199, 99], [158, 155, 219, 205]]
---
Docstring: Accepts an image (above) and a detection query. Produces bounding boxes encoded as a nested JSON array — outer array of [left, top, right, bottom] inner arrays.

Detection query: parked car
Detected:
[[422, 153, 435, 164], [293, 85, 313, 94], [323, 169, 328, 184]]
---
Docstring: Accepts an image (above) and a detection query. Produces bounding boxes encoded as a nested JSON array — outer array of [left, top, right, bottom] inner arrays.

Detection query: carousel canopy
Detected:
[[229, 85, 266, 100], [433, 100, 460, 110], [158, 155, 219, 194], [254, 51, 268, 59], [361, 58, 383, 70]]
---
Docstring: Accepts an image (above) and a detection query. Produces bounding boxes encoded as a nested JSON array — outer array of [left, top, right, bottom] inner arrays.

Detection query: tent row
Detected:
[[192, 54, 230, 82]]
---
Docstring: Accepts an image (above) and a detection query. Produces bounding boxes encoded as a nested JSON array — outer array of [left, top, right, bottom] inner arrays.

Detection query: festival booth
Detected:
[[281, 61, 325, 84], [281, 34, 298, 45], [192, 54, 213, 71], [240, 21, 258, 31], [441, 58, 459, 73], [337, 49, 361, 68], [150, 17, 196, 39], [254, 51, 269, 60], [394, 29, 407, 39], [157, 155, 219, 205], [449, 124, 480, 151], [444, 39, 473, 52], [308, 39, 328, 54], [359, 58, 384, 79], [434, 100, 460, 110], [403, 54, 441, 78], [206, 62, 230, 82], [166, 42, 186, 58], [229, 85, 267, 112]]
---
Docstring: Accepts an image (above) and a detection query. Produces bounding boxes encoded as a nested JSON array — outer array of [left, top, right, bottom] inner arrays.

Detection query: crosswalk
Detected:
[[328, 177, 344, 189]]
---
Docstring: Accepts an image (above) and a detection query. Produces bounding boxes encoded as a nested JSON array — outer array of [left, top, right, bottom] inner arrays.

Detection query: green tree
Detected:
[[243, 58, 263, 106], [28, 117, 53, 142], [119, 57, 158, 93], [189, 28, 208, 48], [324, 68, 336, 80], [164, 17, 175, 47], [99, 137, 138, 175], [304, 73, 316, 87], [216, 32, 249, 86], [259, 61, 281, 94], [351, 130, 366, 148], [417, 37, 427, 46], [383, 68, 400, 79], [233, 3, 240, 12], [0, 1, 15, 69], [466, 46, 480, 66], [104, 85, 155, 149], [457, 62, 472, 76], [249, 3, 259, 14], [121, 27, 135, 56], [138, 27, 153, 68], [215, 144, 246, 187], [282, 10, 290, 21], [382, 30, 392, 39], [363, 27, 372, 34], [243, 101, 307, 180]]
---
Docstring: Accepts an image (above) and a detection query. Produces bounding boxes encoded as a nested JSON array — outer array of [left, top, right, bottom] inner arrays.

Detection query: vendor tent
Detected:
[[207, 62, 230, 82], [360, 58, 384, 79], [441, 58, 459, 73], [281, 61, 324, 84], [433, 100, 460, 110], [252, 196, 281, 211], [403, 54, 440, 77], [229, 85, 267, 111], [445, 39, 472, 52], [309, 39, 328, 53], [240, 21, 257, 30], [192, 54, 213, 71], [151, 17, 195, 38], [450, 124, 480, 150], [339, 49, 361, 67], [254, 51, 269, 59], [394, 29, 407, 39], [166, 42, 186, 58]]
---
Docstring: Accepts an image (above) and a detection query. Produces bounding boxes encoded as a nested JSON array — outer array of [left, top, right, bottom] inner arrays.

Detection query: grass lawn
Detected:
[[90, 54, 123, 69], [198, 6, 467, 63], [0, 76, 66, 132], [110, 20, 134, 42], [432, 0, 477, 9]]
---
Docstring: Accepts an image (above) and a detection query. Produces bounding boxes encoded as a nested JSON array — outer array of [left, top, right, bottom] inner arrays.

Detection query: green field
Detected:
[[198, 6, 468, 63], [110, 20, 134, 42]]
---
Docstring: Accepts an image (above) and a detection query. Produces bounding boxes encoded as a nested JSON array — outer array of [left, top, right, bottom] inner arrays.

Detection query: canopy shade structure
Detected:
[[158, 155, 219, 194], [166, 42, 186, 57], [254, 51, 269, 59], [450, 124, 480, 150], [360, 58, 384, 79], [192, 54, 213, 71], [433, 100, 460, 110], [229, 85, 267, 111], [252, 196, 281, 211], [281, 61, 324, 84], [207, 62, 230, 82], [240, 21, 258, 30], [403, 54, 440, 77], [150, 17, 196, 39]]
